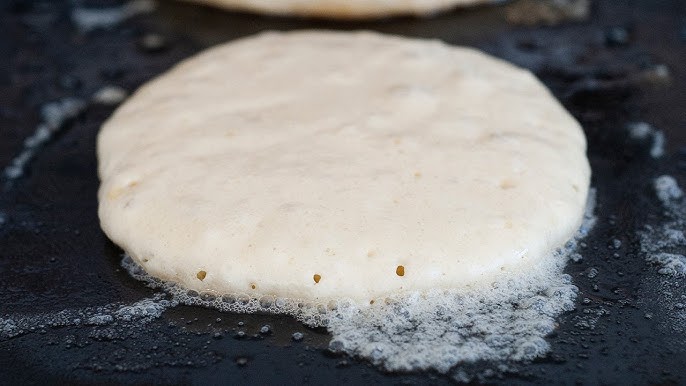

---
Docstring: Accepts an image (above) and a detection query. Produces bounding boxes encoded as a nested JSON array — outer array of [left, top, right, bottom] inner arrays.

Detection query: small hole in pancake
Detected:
[[396, 265, 405, 276], [313, 274, 321, 283], [370, 300, 375, 305], [251, 283, 256, 290], [196, 270, 207, 281]]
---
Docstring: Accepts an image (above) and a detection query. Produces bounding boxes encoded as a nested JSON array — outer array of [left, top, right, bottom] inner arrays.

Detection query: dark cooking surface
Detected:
[[2, 0, 686, 384]]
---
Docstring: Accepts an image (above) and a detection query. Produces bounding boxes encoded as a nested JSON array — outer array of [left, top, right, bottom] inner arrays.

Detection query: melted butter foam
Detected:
[[120, 190, 596, 377]]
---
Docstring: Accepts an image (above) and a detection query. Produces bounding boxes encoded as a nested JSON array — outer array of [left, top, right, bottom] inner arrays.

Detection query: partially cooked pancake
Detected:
[[97, 31, 590, 305]]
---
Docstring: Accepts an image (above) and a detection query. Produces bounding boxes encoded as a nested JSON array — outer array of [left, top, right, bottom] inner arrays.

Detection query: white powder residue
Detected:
[[71, 0, 156, 32], [0, 294, 174, 341], [627, 122, 665, 158], [3, 98, 86, 181]]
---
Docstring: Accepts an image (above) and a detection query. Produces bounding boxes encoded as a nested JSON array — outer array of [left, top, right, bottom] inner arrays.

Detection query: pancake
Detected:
[[180, 0, 494, 19], [97, 30, 590, 306]]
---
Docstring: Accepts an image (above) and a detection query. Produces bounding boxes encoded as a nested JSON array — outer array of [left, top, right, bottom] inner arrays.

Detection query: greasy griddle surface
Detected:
[[1, 0, 686, 384]]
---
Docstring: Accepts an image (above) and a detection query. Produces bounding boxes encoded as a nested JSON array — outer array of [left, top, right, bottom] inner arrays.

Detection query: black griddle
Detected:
[[2, 0, 686, 384]]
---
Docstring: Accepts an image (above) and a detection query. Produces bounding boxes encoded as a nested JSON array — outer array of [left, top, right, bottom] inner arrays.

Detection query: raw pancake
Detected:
[[181, 0, 492, 19], [97, 30, 590, 304]]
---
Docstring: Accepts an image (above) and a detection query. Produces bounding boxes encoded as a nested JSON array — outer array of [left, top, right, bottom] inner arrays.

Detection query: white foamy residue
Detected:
[[654, 175, 684, 207], [326, 262, 576, 374], [3, 98, 86, 180], [627, 122, 665, 158], [3, 87, 131, 183], [640, 175, 686, 276], [93, 85, 129, 106], [121, 190, 596, 380], [0, 294, 173, 341], [637, 175, 686, 334], [572, 305, 610, 331], [325, 191, 595, 377], [71, 0, 156, 32]]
